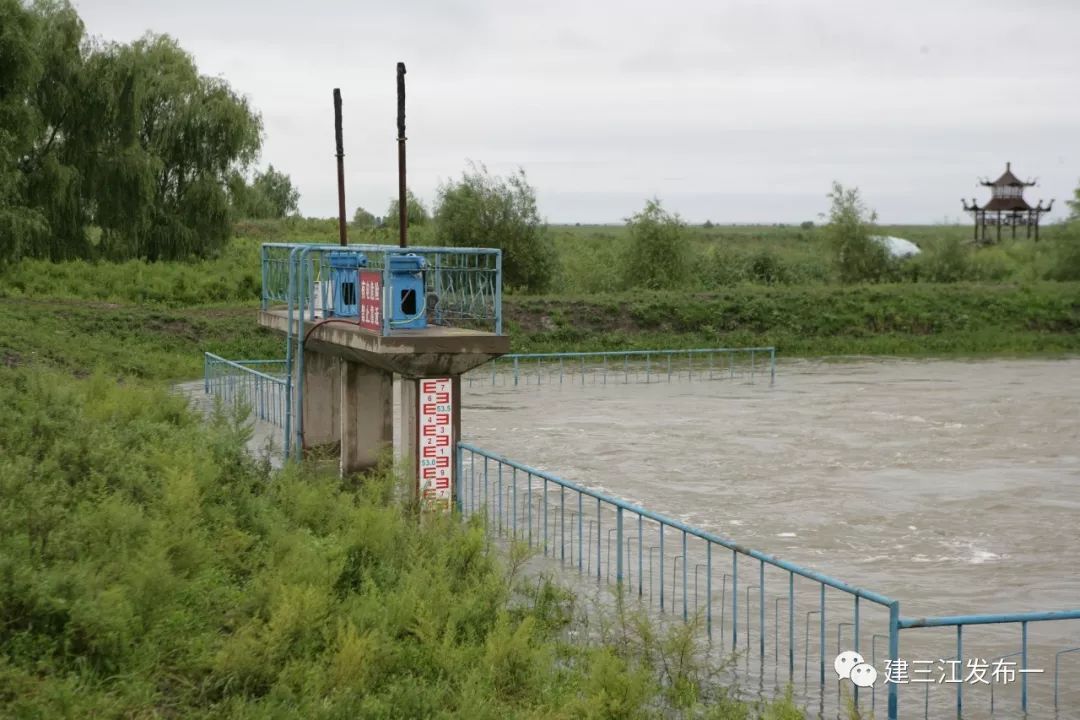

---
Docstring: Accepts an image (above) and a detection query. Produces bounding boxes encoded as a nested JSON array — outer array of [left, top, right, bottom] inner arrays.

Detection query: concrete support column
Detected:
[[300, 349, 340, 450], [340, 361, 393, 475], [400, 378, 419, 486]]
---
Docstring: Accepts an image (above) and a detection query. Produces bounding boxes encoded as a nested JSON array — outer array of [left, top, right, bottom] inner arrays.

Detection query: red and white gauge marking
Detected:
[[419, 378, 453, 510]]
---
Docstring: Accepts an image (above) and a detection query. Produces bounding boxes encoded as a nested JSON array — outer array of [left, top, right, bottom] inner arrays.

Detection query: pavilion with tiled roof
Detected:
[[962, 162, 1053, 244]]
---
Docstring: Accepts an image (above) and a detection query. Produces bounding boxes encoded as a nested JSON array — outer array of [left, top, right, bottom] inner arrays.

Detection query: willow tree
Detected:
[[2, 1, 263, 263], [84, 34, 262, 260], [0, 0, 61, 262]]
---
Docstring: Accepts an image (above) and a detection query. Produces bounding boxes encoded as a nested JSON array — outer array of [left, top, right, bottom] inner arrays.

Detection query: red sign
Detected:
[[418, 378, 453, 511], [359, 270, 382, 332]]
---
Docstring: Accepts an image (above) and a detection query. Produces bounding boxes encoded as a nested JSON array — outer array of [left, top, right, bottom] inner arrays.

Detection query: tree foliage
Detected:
[[0, 1, 264, 263], [1069, 179, 1080, 220], [229, 165, 300, 220], [434, 165, 556, 292], [351, 205, 376, 229], [383, 189, 429, 230], [825, 182, 891, 284], [622, 198, 690, 290]]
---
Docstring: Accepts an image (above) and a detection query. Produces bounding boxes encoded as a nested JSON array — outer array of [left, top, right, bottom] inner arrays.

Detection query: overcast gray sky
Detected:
[[75, 0, 1079, 224]]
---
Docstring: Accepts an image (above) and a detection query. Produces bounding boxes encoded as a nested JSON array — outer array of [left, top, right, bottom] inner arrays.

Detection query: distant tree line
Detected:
[[0, 0, 297, 263]]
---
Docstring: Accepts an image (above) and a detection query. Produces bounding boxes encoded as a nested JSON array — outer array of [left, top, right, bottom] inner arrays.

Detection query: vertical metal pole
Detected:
[[759, 560, 766, 658], [732, 551, 738, 651], [333, 89, 348, 247], [706, 543, 712, 638], [819, 584, 826, 687], [513, 356, 519, 386], [396, 62, 408, 248], [578, 492, 583, 572], [543, 478, 548, 554], [788, 572, 795, 679], [595, 498, 601, 581], [560, 486, 565, 562], [888, 602, 900, 720], [494, 251, 502, 334], [454, 447, 464, 512], [511, 467, 517, 537], [659, 524, 665, 611], [616, 507, 624, 586], [497, 464, 503, 532], [638, 515, 643, 598], [1022, 621, 1029, 712], [770, 347, 776, 386], [682, 531, 688, 621], [956, 625, 963, 718], [854, 596, 861, 707]]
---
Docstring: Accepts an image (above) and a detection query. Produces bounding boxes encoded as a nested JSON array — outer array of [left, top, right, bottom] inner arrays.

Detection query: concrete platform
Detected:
[[258, 309, 509, 377]]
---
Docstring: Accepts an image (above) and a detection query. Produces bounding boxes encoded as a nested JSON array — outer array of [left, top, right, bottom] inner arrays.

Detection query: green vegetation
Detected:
[[0, 365, 810, 718], [0, 0, 297, 264], [552, 214, 1080, 294], [352, 205, 378, 230], [504, 282, 1080, 355], [384, 189, 431, 230], [1, 216, 1078, 382], [825, 182, 890, 284], [622, 198, 691, 290], [435, 164, 556, 293], [228, 165, 301, 220]]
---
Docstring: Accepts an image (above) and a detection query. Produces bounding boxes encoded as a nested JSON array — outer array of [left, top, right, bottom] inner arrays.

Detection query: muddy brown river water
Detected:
[[460, 357, 1080, 718]]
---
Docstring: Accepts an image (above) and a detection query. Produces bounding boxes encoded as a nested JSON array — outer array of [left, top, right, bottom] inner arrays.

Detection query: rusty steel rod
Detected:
[[396, 62, 407, 248], [333, 88, 348, 247]]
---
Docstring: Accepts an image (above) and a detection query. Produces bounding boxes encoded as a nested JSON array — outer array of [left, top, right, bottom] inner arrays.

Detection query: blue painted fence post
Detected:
[[888, 602, 900, 720]]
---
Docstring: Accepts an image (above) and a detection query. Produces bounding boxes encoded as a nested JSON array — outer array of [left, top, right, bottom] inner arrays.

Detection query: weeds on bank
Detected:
[[0, 366, 811, 718]]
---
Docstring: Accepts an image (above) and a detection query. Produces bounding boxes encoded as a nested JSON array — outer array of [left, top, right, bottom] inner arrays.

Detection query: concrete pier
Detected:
[[259, 309, 509, 488]]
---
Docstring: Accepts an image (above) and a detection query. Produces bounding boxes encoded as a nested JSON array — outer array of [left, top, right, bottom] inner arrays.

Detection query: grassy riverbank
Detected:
[[0, 364, 808, 718], [2, 281, 1076, 382], [2, 221, 1077, 382]]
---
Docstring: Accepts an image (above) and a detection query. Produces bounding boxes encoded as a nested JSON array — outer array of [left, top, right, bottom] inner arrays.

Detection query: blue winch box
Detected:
[[328, 250, 368, 317], [389, 253, 426, 330]]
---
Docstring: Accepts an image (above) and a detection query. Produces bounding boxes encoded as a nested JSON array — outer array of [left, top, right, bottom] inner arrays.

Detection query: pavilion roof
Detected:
[[981, 162, 1035, 188]]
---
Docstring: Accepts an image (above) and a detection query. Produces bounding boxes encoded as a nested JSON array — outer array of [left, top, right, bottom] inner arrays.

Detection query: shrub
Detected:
[[435, 164, 557, 293], [825, 182, 893, 283], [1047, 223, 1080, 281], [919, 236, 970, 283], [622, 198, 691, 290]]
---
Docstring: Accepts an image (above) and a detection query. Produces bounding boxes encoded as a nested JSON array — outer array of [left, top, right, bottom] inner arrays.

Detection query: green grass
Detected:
[[549, 221, 1078, 293], [505, 282, 1080, 356], [1, 220, 1077, 384], [0, 299, 281, 381], [0, 365, 808, 718]]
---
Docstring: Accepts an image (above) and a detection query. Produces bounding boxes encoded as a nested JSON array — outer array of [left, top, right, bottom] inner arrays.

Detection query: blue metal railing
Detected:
[[456, 441, 898, 717], [203, 353, 291, 458], [455, 442, 1080, 719], [465, 347, 776, 387], [260, 242, 503, 334]]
